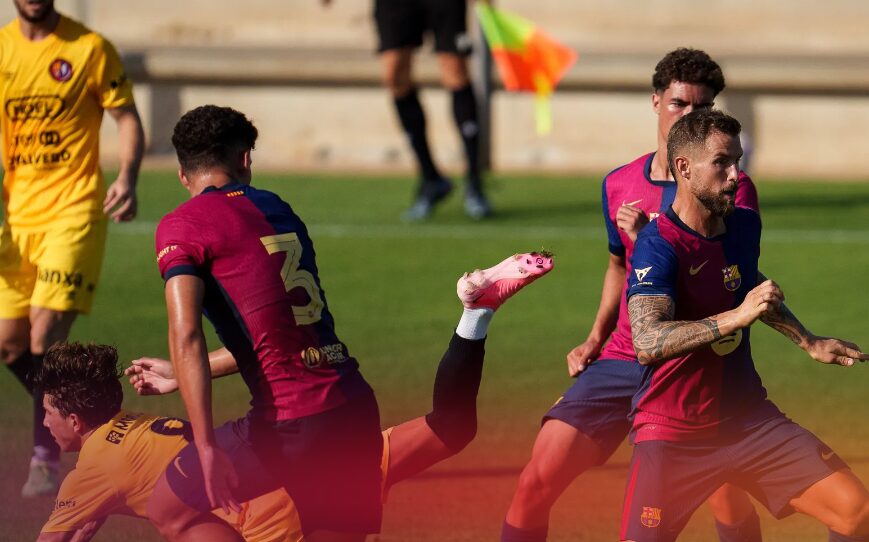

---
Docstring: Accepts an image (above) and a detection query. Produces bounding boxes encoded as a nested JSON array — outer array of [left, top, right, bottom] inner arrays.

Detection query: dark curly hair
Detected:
[[667, 109, 741, 179], [171, 105, 258, 173], [33, 342, 123, 428], [652, 48, 725, 96]]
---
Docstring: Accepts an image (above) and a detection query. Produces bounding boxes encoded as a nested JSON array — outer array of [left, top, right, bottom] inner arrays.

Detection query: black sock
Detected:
[[501, 521, 548, 542], [425, 333, 486, 453], [394, 88, 441, 182], [32, 353, 60, 462], [451, 84, 482, 191], [714, 509, 762, 542], [6, 350, 33, 393]]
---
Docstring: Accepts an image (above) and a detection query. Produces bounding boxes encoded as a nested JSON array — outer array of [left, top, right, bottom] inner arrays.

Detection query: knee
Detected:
[[0, 331, 29, 363], [707, 484, 755, 525], [28, 308, 77, 355], [382, 61, 413, 97], [514, 465, 554, 506], [425, 411, 476, 455], [828, 495, 869, 537]]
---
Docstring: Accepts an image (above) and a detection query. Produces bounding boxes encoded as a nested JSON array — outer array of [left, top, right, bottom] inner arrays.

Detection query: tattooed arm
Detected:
[[629, 295, 735, 365], [757, 272, 868, 366], [628, 279, 785, 366]]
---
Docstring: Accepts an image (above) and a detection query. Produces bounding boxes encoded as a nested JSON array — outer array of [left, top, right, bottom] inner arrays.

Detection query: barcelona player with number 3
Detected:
[[144, 105, 383, 542], [620, 109, 869, 542]]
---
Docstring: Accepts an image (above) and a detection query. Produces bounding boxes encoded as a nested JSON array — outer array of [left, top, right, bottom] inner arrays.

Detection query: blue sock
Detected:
[[714, 509, 762, 542], [829, 530, 868, 542], [501, 521, 547, 542]]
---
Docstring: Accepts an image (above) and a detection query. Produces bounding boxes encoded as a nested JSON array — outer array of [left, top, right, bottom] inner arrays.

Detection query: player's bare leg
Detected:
[[386, 252, 554, 487], [148, 473, 244, 542], [503, 419, 603, 540], [708, 484, 763, 542], [788, 469, 869, 539]]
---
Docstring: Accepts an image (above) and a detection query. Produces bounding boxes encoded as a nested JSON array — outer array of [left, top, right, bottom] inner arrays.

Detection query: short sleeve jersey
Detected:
[[155, 182, 372, 421], [0, 15, 134, 229], [626, 206, 781, 442], [598, 152, 760, 362], [41, 411, 190, 533]]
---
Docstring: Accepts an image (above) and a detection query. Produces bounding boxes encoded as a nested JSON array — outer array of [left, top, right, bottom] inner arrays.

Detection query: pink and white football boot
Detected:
[[457, 252, 554, 310]]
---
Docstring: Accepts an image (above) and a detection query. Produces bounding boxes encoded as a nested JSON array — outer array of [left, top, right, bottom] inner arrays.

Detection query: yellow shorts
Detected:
[[0, 220, 107, 318], [214, 489, 303, 542]]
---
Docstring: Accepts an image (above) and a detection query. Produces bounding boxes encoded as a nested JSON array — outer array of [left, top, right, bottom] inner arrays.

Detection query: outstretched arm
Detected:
[[126, 347, 239, 395], [628, 279, 783, 365], [758, 273, 868, 366]]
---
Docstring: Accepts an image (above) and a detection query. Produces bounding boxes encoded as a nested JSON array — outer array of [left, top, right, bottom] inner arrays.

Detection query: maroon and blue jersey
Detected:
[[598, 152, 759, 362], [155, 182, 372, 422], [626, 206, 781, 442]]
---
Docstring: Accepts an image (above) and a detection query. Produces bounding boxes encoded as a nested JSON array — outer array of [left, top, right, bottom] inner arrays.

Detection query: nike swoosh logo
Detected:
[[821, 451, 836, 461], [689, 260, 709, 275], [623, 199, 643, 207], [174, 456, 189, 479]]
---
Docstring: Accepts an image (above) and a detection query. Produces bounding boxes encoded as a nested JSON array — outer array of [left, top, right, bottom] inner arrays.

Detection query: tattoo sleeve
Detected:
[[756, 271, 811, 347], [628, 295, 723, 365], [760, 301, 810, 347]]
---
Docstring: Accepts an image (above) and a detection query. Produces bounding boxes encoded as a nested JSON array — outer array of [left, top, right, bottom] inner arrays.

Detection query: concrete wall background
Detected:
[[3, 1, 867, 179]]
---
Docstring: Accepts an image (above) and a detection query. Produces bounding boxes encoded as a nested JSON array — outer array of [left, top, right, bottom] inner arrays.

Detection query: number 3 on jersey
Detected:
[[260, 232, 324, 325]]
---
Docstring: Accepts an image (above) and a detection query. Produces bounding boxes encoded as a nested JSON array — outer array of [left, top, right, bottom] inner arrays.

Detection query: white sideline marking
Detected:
[[110, 222, 869, 244]]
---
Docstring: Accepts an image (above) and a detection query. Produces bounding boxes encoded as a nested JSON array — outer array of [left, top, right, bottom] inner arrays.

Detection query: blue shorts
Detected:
[[620, 416, 848, 542], [167, 392, 383, 535], [545, 358, 645, 464]]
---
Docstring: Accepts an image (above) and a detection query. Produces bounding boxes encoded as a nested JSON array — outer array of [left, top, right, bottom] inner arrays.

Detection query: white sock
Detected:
[[456, 308, 494, 340]]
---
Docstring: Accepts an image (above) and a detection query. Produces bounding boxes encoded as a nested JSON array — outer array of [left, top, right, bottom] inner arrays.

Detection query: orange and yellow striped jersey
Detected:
[[0, 15, 134, 229]]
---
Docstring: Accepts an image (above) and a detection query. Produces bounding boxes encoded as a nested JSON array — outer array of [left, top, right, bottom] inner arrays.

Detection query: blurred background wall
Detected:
[[5, 0, 867, 179]]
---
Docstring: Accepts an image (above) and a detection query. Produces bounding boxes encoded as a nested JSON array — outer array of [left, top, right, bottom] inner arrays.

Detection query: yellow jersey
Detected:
[[42, 411, 393, 541], [0, 15, 134, 229], [41, 411, 190, 532]]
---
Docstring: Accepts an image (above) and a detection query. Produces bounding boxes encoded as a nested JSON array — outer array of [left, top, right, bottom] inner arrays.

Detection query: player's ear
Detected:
[[674, 155, 690, 181], [69, 412, 86, 434], [652, 91, 662, 114], [178, 168, 192, 190]]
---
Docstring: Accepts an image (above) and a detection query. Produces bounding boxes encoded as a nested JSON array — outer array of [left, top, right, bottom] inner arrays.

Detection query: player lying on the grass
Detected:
[[620, 108, 869, 542], [32, 341, 297, 542], [33, 252, 554, 541]]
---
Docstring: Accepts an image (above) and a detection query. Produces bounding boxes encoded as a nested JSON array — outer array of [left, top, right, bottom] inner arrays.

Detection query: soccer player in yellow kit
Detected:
[[35, 342, 302, 542], [0, 0, 144, 497]]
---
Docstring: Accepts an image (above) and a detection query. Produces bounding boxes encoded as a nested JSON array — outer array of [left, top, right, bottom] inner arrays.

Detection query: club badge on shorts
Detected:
[[640, 506, 662, 528]]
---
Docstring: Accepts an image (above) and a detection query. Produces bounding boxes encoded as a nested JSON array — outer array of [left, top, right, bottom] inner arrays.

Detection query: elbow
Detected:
[[632, 340, 660, 366], [635, 351, 658, 366]]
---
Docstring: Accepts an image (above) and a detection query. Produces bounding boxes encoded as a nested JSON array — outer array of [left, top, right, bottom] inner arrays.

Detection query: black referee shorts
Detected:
[[374, 0, 471, 55]]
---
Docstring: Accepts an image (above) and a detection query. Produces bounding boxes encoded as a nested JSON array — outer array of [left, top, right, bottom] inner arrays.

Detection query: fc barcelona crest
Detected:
[[722, 264, 741, 291], [640, 506, 662, 528]]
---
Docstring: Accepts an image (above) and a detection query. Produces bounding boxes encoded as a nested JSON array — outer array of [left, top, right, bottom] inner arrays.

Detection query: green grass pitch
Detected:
[[1, 172, 868, 541]]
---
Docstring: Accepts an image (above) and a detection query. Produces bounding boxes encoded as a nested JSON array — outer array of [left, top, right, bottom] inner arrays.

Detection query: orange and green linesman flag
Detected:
[[475, 3, 577, 135]]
